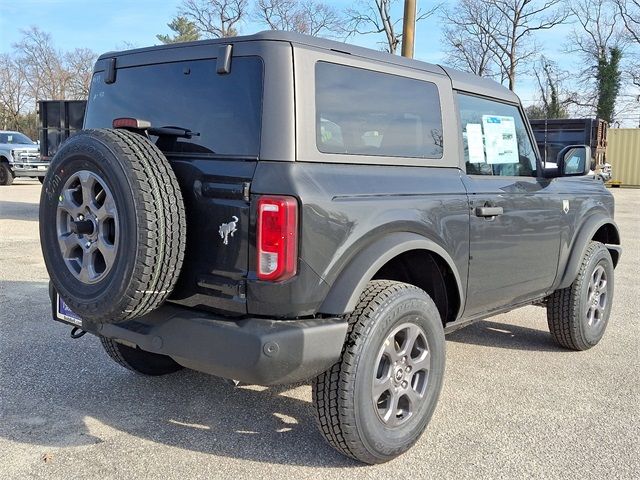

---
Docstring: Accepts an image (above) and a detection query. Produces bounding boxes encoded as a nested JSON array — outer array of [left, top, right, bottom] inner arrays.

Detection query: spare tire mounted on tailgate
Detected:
[[39, 128, 186, 324]]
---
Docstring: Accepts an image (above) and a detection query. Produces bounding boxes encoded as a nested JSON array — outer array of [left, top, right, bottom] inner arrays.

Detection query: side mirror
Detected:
[[557, 145, 591, 177]]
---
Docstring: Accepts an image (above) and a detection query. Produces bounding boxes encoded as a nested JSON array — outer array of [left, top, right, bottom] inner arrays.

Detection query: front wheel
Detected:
[[547, 241, 614, 350], [0, 163, 13, 186], [312, 280, 445, 464]]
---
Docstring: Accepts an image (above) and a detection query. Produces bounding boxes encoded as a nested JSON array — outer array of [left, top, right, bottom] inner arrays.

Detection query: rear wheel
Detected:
[[0, 163, 13, 185], [547, 241, 614, 350], [100, 337, 183, 376], [312, 280, 445, 464]]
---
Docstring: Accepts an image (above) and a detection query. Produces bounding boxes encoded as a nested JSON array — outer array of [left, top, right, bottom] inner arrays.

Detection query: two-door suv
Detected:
[[40, 32, 621, 464]]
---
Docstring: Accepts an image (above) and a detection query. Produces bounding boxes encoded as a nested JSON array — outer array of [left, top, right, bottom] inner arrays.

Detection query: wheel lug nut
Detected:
[[406, 366, 411, 372], [85, 242, 91, 248], [401, 381, 408, 388]]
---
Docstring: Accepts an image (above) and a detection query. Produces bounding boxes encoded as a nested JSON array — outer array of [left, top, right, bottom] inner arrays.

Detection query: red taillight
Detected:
[[112, 117, 151, 129], [256, 196, 298, 281]]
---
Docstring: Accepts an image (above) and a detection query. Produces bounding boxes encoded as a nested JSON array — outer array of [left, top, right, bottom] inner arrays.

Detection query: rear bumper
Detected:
[[72, 304, 348, 385]]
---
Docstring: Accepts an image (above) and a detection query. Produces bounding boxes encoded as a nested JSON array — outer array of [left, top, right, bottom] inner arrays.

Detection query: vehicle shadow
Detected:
[[0, 281, 360, 468], [447, 318, 566, 352], [0, 200, 40, 221]]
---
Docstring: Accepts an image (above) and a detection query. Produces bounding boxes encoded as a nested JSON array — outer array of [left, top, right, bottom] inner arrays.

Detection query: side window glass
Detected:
[[315, 62, 443, 159], [457, 93, 538, 177]]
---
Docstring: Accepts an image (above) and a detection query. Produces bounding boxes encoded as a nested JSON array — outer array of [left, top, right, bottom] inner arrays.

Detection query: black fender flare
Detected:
[[557, 215, 621, 289], [318, 232, 464, 317]]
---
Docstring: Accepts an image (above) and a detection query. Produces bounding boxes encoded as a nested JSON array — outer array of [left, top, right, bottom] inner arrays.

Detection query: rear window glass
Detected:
[[85, 57, 263, 157], [315, 62, 443, 159]]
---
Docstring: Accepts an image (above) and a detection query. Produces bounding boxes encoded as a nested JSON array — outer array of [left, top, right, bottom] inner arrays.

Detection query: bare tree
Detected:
[[179, 0, 248, 38], [613, 0, 639, 44], [255, 0, 344, 37], [297, 1, 345, 36], [65, 48, 98, 100], [566, 0, 627, 113], [567, 0, 626, 61], [612, 0, 640, 87], [13, 27, 69, 101], [0, 54, 30, 130], [478, 1, 569, 91], [530, 56, 573, 118], [441, 0, 505, 79], [345, 0, 440, 54]]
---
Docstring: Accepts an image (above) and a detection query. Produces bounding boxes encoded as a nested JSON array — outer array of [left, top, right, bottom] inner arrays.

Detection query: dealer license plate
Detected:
[[55, 294, 83, 326]]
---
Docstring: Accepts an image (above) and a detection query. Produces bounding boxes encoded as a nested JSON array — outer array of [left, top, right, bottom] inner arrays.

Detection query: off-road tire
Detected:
[[0, 162, 13, 185], [100, 337, 183, 376], [547, 241, 614, 350], [312, 280, 446, 464], [39, 129, 186, 323]]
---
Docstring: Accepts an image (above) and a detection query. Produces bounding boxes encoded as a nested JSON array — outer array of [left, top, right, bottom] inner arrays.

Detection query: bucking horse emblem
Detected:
[[219, 216, 239, 245]]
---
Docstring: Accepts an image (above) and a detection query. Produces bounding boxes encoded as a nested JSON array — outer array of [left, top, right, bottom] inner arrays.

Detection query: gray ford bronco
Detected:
[[39, 32, 621, 464]]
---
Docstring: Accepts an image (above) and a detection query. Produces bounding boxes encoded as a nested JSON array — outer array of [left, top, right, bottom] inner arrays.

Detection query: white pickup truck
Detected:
[[0, 131, 46, 185]]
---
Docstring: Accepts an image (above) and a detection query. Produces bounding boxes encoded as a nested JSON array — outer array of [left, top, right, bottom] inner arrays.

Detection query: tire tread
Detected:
[[547, 241, 611, 350], [312, 280, 433, 464]]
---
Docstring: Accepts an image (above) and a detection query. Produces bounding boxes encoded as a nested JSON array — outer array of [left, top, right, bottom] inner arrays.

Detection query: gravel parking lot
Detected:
[[1, 179, 638, 479]]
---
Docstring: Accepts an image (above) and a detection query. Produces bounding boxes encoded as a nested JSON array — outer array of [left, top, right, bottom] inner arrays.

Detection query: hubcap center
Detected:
[[71, 218, 95, 236], [394, 368, 405, 383]]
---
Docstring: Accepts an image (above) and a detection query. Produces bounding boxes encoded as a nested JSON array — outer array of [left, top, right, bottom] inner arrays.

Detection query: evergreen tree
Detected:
[[157, 16, 201, 44], [595, 47, 622, 123]]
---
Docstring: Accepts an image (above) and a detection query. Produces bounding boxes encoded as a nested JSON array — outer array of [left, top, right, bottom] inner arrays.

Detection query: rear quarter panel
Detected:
[[248, 162, 470, 317]]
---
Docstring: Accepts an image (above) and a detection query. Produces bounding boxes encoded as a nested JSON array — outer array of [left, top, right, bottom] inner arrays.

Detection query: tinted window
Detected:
[[457, 93, 537, 177], [85, 57, 263, 157], [315, 62, 443, 159]]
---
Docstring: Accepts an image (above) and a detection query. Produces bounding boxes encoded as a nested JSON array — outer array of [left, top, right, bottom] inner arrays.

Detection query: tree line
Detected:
[[2, 0, 639, 138], [0, 27, 97, 138]]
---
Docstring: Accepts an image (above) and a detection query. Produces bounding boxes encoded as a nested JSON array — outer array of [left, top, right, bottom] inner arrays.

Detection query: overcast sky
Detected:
[[1, 0, 638, 125]]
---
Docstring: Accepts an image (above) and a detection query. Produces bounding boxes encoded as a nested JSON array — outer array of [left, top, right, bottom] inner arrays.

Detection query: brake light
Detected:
[[256, 196, 298, 281], [112, 117, 151, 129]]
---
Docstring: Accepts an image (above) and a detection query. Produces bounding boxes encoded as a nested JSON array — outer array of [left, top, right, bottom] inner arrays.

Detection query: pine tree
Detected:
[[156, 16, 201, 44]]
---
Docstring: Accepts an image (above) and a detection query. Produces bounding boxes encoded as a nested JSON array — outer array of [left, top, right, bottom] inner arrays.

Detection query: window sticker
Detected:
[[466, 123, 485, 163], [482, 115, 518, 164]]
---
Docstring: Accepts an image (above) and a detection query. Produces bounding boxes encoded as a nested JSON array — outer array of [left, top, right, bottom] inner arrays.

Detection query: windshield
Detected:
[[0, 132, 34, 144]]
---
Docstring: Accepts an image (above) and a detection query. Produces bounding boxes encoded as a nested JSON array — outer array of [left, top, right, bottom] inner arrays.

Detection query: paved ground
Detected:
[[1, 179, 638, 479]]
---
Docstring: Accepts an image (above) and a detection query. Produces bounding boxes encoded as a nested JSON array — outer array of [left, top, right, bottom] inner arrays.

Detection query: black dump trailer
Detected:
[[529, 118, 608, 170], [38, 100, 86, 161]]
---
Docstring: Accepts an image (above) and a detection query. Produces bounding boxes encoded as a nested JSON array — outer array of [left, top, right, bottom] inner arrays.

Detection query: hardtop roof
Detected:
[[98, 30, 519, 104]]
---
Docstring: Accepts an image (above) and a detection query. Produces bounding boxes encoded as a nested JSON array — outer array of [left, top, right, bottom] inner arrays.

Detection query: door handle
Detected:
[[475, 206, 504, 217]]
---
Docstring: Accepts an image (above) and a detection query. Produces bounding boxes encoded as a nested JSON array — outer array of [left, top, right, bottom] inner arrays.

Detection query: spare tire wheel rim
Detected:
[[372, 321, 431, 427], [56, 170, 119, 284]]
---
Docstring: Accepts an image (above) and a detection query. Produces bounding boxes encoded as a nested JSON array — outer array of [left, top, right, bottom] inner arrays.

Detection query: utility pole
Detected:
[[401, 0, 417, 58]]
